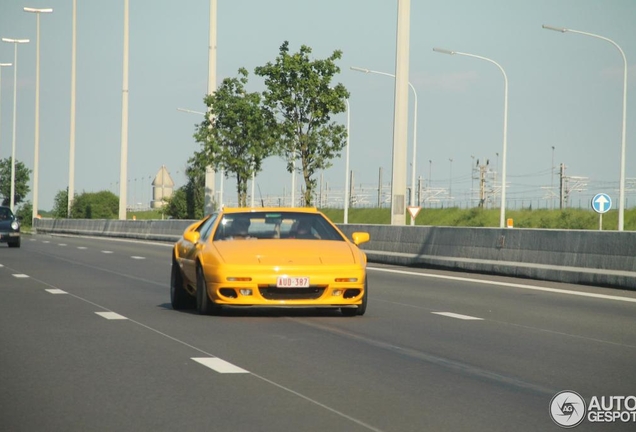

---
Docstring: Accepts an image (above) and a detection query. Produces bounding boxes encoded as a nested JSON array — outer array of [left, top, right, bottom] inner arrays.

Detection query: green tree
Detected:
[[71, 191, 119, 219], [254, 41, 349, 206], [0, 158, 31, 207], [162, 162, 205, 219], [52, 188, 70, 218], [15, 201, 33, 228], [194, 68, 276, 207]]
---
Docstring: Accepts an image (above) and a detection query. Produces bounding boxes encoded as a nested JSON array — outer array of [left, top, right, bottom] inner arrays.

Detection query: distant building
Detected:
[[151, 165, 175, 208]]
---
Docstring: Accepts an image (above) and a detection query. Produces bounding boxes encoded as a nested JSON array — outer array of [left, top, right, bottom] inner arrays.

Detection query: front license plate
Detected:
[[276, 276, 309, 288]]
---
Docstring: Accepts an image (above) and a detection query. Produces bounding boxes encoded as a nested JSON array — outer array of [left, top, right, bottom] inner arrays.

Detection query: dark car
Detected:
[[0, 206, 20, 248]]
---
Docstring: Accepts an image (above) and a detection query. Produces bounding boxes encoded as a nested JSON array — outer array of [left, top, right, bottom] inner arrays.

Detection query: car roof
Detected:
[[220, 207, 319, 215]]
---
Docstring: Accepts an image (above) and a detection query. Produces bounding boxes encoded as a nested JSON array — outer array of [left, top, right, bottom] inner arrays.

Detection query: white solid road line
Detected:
[[432, 312, 483, 320], [192, 357, 250, 374], [368, 267, 636, 303]]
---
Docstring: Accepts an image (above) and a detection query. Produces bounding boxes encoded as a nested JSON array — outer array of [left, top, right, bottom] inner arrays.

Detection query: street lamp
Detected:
[[205, 0, 218, 215], [350, 66, 419, 225], [542, 24, 628, 231], [433, 47, 509, 228], [0, 63, 12, 158], [2, 38, 30, 213], [343, 98, 351, 223], [118, 0, 129, 220], [24, 7, 53, 222], [69, 0, 77, 216], [448, 158, 453, 202]]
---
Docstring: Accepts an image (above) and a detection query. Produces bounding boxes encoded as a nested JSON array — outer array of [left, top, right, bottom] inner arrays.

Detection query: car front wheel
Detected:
[[170, 257, 192, 310], [196, 265, 221, 315]]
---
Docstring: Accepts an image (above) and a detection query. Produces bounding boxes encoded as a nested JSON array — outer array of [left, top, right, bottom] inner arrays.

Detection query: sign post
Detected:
[[591, 193, 612, 231]]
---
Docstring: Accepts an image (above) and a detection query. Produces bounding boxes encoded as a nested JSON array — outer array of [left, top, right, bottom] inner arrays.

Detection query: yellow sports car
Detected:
[[170, 207, 370, 316]]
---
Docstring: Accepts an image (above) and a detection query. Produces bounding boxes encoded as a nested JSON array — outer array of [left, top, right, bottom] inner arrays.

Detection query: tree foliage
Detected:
[[0, 158, 31, 207], [71, 191, 119, 219], [52, 188, 70, 218], [15, 201, 33, 227], [194, 68, 276, 207], [254, 41, 349, 206], [162, 161, 205, 219]]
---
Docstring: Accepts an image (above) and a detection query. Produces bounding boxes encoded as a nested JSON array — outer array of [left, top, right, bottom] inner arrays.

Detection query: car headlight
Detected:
[[11, 221, 19, 230]]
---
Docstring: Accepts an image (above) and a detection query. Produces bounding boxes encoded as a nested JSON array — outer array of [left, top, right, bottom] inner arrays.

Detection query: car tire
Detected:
[[196, 264, 221, 316], [170, 257, 192, 310], [8, 239, 20, 248], [341, 277, 367, 317]]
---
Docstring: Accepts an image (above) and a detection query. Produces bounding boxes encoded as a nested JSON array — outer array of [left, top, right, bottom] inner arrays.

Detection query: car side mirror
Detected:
[[183, 231, 201, 244], [351, 232, 370, 246]]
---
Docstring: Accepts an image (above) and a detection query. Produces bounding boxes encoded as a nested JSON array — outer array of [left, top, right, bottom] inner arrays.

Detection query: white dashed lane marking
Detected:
[[95, 312, 128, 320], [77, 247, 87, 250], [46, 289, 67, 294], [59, 244, 67, 247], [131, 256, 145, 260], [101, 251, 113, 254], [192, 357, 250, 374], [13, 274, 29, 278], [432, 312, 483, 320]]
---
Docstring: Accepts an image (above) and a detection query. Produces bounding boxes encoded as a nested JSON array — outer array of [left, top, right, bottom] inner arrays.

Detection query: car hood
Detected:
[[0, 220, 16, 230], [213, 240, 357, 265]]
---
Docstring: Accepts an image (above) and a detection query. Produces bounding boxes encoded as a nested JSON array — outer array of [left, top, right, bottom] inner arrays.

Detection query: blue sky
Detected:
[[0, 0, 634, 211]]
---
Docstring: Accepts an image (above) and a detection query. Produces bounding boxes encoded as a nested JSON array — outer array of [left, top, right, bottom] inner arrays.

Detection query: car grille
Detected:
[[258, 285, 327, 300]]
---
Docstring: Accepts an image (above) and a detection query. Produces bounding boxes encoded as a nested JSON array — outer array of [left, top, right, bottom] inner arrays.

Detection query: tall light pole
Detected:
[[389, 0, 411, 225], [343, 98, 351, 223], [551, 145, 555, 209], [0, 63, 12, 158], [542, 25, 628, 231], [118, 0, 129, 220], [350, 66, 418, 225], [24, 7, 53, 222], [2, 38, 30, 213], [204, 0, 218, 215], [68, 0, 77, 216], [433, 47, 509, 228], [448, 158, 453, 202]]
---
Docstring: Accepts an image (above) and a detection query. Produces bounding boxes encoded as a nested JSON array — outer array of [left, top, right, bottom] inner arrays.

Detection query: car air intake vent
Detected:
[[258, 286, 326, 300]]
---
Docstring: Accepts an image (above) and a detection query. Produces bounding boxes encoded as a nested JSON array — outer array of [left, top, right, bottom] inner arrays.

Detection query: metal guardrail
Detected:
[[34, 218, 636, 290]]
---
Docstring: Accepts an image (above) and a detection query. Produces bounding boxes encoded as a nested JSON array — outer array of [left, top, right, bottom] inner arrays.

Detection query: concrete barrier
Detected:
[[33, 218, 636, 290]]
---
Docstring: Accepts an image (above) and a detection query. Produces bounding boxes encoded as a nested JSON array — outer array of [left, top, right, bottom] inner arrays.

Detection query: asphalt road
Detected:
[[1, 234, 635, 432]]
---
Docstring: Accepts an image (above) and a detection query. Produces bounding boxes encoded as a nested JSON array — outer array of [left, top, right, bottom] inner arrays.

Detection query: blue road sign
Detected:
[[591, 193, 612, 214]]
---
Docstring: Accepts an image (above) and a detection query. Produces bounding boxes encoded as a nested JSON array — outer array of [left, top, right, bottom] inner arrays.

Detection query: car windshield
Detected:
[[0, 207, 13, 221], [212, 211, 345, 242]]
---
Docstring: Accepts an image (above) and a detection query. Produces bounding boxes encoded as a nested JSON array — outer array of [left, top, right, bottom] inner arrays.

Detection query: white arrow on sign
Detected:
[[594, 195, 610, 213]]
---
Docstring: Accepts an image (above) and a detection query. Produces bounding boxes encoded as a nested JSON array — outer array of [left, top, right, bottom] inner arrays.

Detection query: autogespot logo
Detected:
[[550, 390, 586, 428]]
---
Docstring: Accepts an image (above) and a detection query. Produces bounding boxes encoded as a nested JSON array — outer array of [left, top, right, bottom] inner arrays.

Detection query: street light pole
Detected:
[[2, 38, 30, 213], [343, 98, 351, 223], [448, 158, 453, 203], [350, 66, 418, 225], [0, 63, 12, 158], [69, 0, 77, 216], [24, 7, 53, 222], [118, 0, 129, 220], [433, 47, 509, 228], [542, 24, 628, 231], [203, 0, 218, 215]]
